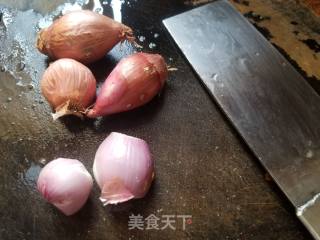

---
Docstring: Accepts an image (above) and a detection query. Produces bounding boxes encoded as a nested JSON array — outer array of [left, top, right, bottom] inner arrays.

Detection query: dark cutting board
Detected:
[[0, 0, 315, 239]]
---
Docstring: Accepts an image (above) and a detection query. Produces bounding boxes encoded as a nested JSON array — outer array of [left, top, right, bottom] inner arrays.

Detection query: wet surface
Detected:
[[0, 0, 318, 240]]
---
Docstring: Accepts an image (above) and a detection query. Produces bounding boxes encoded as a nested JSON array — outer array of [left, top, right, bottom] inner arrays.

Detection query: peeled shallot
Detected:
[[37, 158, 93, 216], [93, 132, 154, 205]]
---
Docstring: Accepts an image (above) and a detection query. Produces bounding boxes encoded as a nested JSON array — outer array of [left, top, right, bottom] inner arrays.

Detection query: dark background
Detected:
[[0, 0, 319, 239]]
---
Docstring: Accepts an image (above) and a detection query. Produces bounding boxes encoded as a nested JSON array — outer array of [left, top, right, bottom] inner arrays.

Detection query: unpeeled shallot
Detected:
[[87, 53, 168, 118], [93, 132, 154, 205], [41, 58, 96, 120], [37, 10, 135, 64], [37, 158, 93, 216]]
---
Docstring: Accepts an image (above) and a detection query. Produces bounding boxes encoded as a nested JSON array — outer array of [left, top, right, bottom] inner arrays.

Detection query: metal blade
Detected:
[[163, 1, 320, 238]]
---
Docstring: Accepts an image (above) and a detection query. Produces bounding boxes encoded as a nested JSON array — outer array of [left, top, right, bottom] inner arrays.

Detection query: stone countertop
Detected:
[[0, 0, 318, 239]]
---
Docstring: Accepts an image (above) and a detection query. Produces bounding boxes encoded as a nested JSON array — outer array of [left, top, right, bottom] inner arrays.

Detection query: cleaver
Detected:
[[163, 0, 320, 239]]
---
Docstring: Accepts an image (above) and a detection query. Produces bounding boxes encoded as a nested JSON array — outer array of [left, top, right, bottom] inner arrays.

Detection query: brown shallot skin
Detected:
[[37, 10, 135, 64], [41, 58, 96, 119], [86, 53, 168, 118]]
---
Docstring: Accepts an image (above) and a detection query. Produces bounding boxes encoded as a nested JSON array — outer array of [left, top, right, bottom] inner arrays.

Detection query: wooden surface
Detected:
[[302, 0, 320, 15]]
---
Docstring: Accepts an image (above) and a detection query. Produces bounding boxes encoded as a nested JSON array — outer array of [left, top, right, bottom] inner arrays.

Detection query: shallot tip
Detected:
[[121, 26, 135, 43]]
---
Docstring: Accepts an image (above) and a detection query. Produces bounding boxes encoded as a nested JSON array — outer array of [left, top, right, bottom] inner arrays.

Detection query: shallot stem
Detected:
[[83, 103, 95, 115], [52, 100, 85, 120]]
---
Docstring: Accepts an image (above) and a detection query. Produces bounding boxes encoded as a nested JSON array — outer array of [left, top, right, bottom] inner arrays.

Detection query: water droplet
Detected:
[[39, 158, 46, 165], [306, 150, 314, 159], [211, 73, 218, 81], [154, 33, 159, 38], [64, 143, 68, 148], [102, 0, 109, 4], [255, 52, 260, 56], [3, 105, 7, 110], [7, 97, 12, 102], [149, 42, 156, 49], [140, 94, 145, 101], [95, 7, 102, 13], [16, 81, 24, 87], [27, 84, 34, 90], [24, 163, 41, 185], [144, 66, 150, 72], [23, 107, 27, 110], [138, 36, 146, 42], [169, 57, 173, 61], [11, 122, 15, 125], [239, 57, 247, 66], [19, 138, 23, 142], [16, 62, 25, 72], [126, 104, 132, 109], [32, 104, 36, 108], [18, 94, 22, 98]]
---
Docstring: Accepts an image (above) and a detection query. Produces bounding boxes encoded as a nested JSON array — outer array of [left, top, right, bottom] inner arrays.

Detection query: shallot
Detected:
[[37, 158, 93, 216], [41, 58, 96, 120], [87, 53, 168, 118], [37, 10, 135, 64], [93, 132, 154, 205]]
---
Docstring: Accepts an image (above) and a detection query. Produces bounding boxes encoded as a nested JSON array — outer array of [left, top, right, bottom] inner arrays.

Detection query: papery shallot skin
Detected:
[[37, 158, 93, 216], [87, 53, 168, 118], [41, 58, 96, 119], [37, 10, 135, 64], [93, 132, 154, 205]]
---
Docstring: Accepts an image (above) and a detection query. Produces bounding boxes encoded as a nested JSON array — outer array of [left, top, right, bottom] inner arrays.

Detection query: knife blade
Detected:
[[163, 1, 320, 238]]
